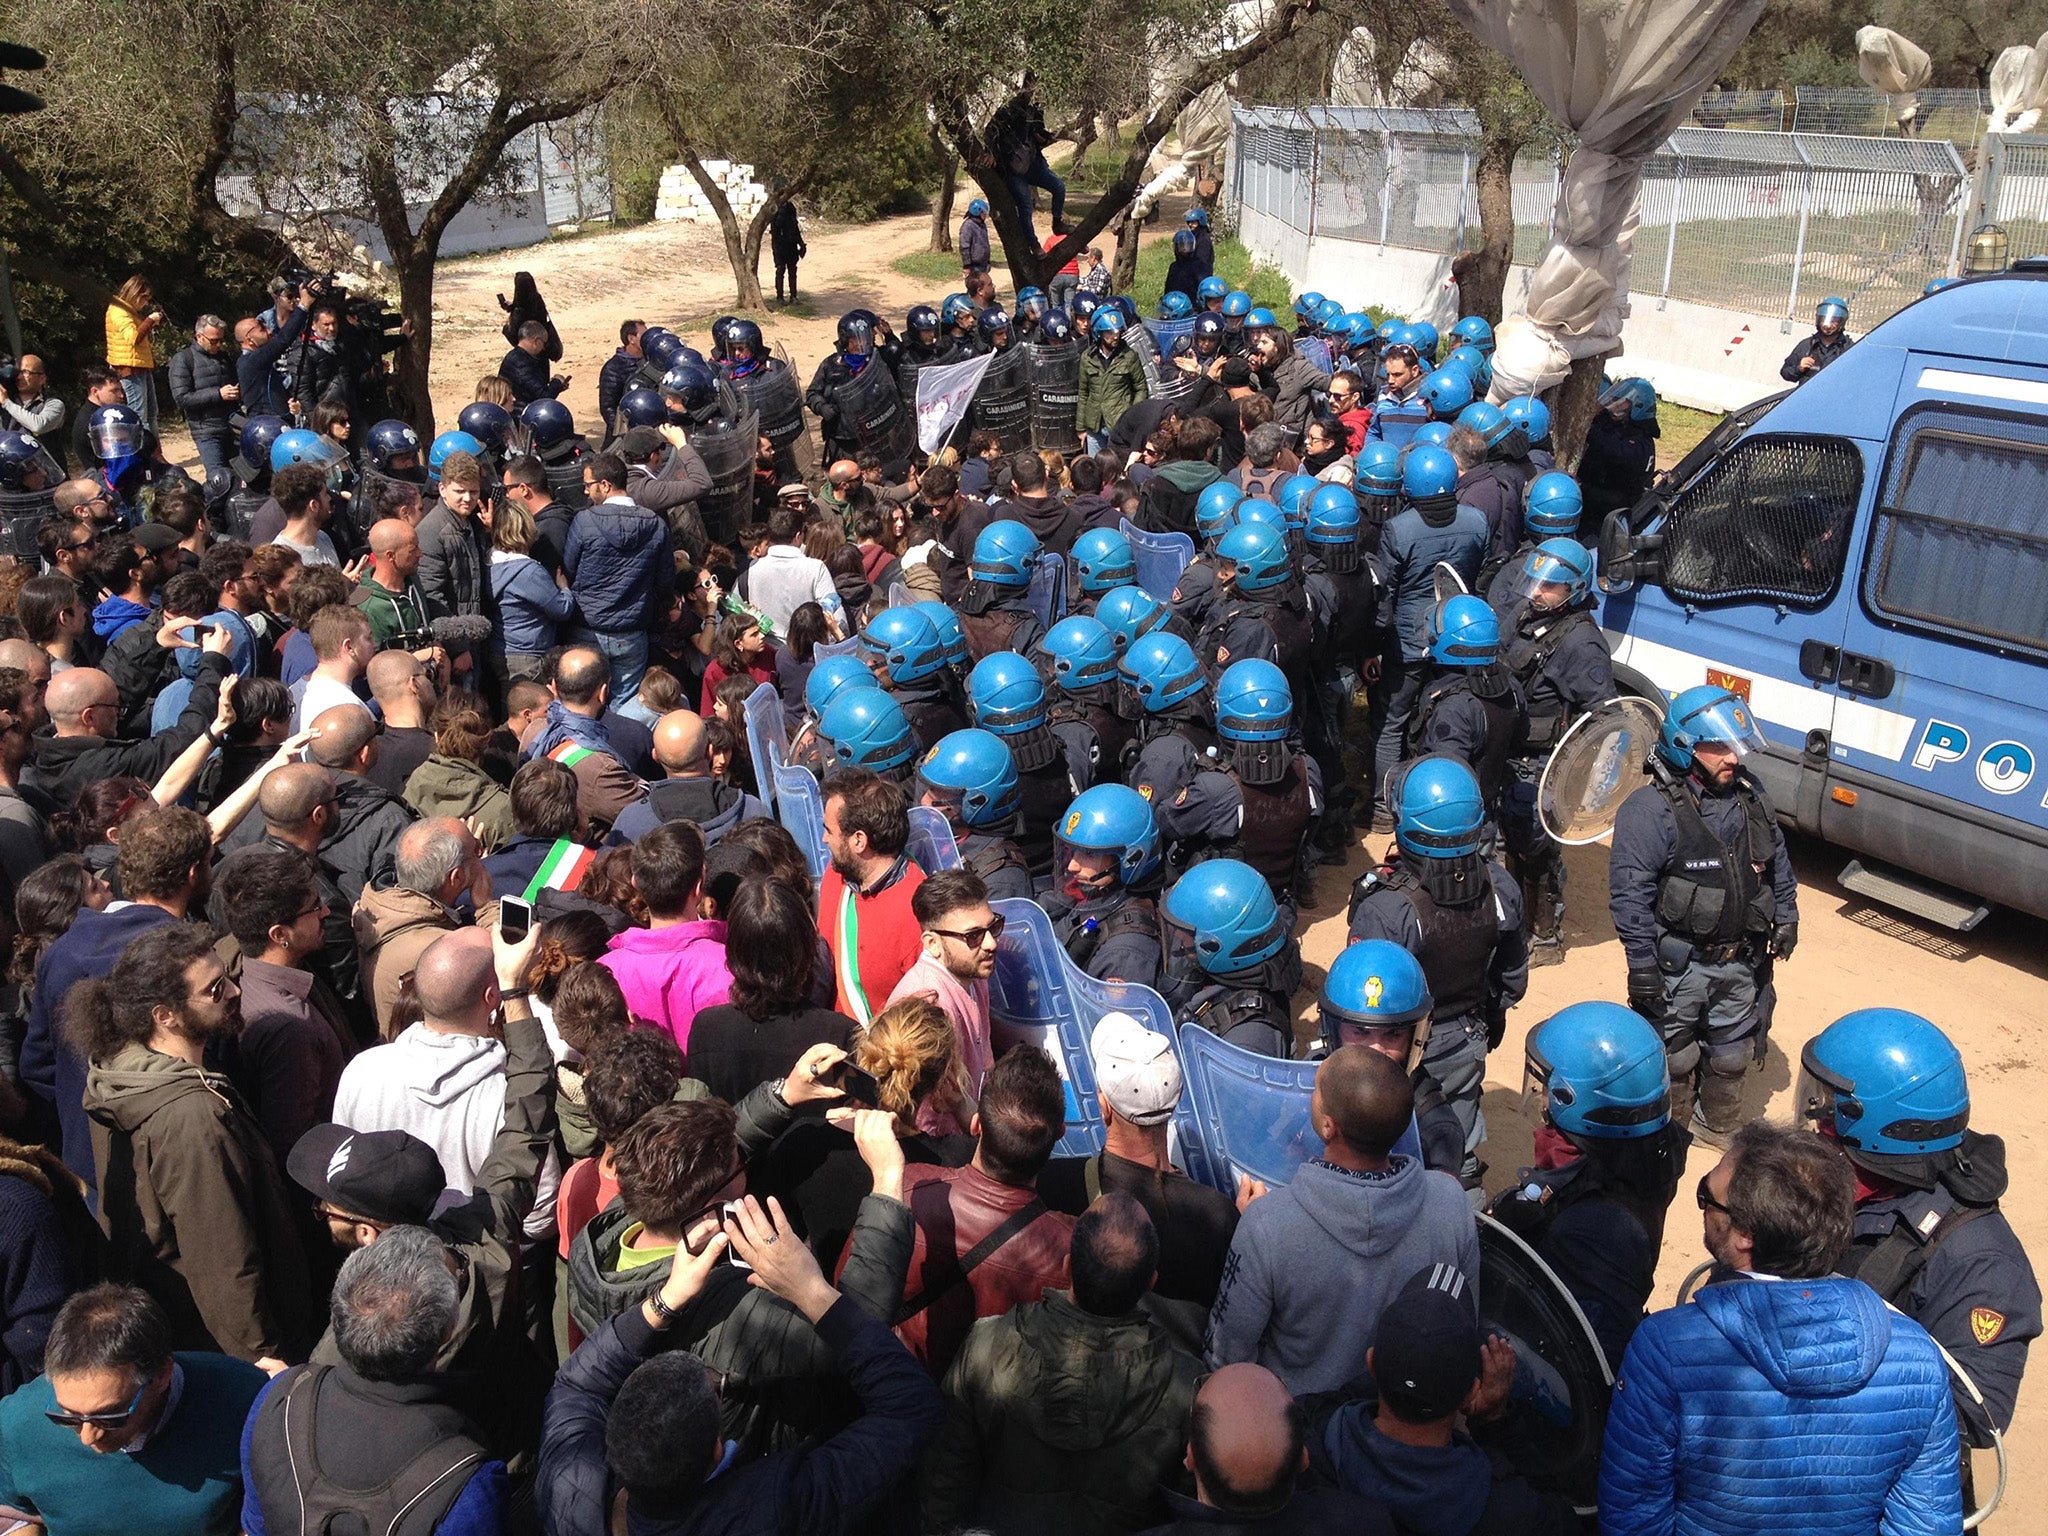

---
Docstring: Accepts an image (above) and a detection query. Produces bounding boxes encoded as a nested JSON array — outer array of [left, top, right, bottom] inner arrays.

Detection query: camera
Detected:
[[0, 355, 16, 388], [382, 627, 434, 654], [277, 264, 341, 300]]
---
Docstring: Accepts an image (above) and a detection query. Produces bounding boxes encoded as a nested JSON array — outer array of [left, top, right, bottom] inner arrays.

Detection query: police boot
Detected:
[[1524, 872, 1565, 968], [1664, 1047, 1700, 1138], [1692, 1061, 1750, 1149]]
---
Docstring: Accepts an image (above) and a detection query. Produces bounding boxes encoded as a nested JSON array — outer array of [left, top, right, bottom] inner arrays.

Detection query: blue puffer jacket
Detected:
[[1376, 500, 1490, 660], [1599, 1276, 1961, 1536], [563, 498, 673, 633]]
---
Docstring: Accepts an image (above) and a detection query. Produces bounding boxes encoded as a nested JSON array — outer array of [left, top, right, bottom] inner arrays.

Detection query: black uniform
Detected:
[[804, 352, 892, 464], [1007, 726, 1083, 879], [1047, 688, 1133, 792], [1780, 328, 1853, 383], [1155, 749, 1323, 919], [886, 674, 968, 754], [958, 586, 1044, 663], [1164, 945, 1301, 1061], [1127, 709, 1226, 810], [1577, 412, 1658, 525], [1197, 584, 1319, 683], [1040, 885, 1162, 990], [955, 828, 1034, 901], [1404, 664, 1526, 814]]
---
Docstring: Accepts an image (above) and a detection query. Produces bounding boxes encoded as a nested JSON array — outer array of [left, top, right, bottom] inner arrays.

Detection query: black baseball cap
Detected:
[[288, 1123, 446, 1227], [1371, 1264, 1482, 1420]]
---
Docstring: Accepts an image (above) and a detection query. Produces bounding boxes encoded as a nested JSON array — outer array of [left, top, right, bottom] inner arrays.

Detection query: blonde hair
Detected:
[[475, 375, 517, 410], [1038, 450, 1070, 490], [492, 497, 536, 554], [858, 996, 970, 1133], [112, 275, 153, 312]]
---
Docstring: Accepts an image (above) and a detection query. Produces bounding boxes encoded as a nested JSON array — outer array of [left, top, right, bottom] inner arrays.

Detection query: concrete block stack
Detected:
[[654, 160, 771, 223]]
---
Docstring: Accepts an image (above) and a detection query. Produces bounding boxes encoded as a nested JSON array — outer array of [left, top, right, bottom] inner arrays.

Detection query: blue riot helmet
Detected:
[[1655, 685, 1766, 774], [1428, 593, 1500, 667], [1306, 483, 1362, 572], [271, 427, 329, 473], [1456, 400, 1511, 448], [1501, 395, 1551, 447], [1215, 521, 1290, 593], [1800, 1010, 1969, 1160], [1443, 345, 1492, 394], [1195, 480, 1245, 542], [910, 601, 970, 672], [1923, 276, 1958, 296], [915, 728, 1022, 831], [1216, 658, 1293, 785], [1072, 528, 1136, 595], [906, 304, 941, 344], [1319, 940, 1432, 1061], [804, 654, 874, 717], [818, 686, 916, 774], [1173, 228, 1198, 259], [1448, 315, 1495, 356], [1220, 291, 1252, 321], [364, 419, 420, 473], [1016, 285, 1048, 318], [1055, 782, 1161, 891], [1395, 755, 1485, 860], [239, 414, 287, 472], [1185, 208, 1210, 229], [1514, 537, 1595, 612], [1599, 376, 1658, 423], [836, 313, 875, 374], [859, 606, 948, 685], [456, 401, 511, 455], [1095, 585, 1170, 656], [941, 293, 976, 328], [618, 388, 666, 430], [1523, 474, 1583, 539], [1039, 309, 1075, 344], [1159, 290, 1195, 321], [661, 361, 718, 414], [1040, 615, 1122, 691], [1314, 298, 1346, 330], [1526, 1003, 1672, 1141], [1413, 422, 1453, 449], [1108, 295, 1141, 327], [970, 519, 1040, 588], [1337, 313, 1375, 348], [1815, 296, 1848, 332], [642, 330, 686, 374], [1090, 307, 1126, 342], [978, 308, 1013, 349], [1417, 368, 1473, 420], [1375, 317, 1402, 346], [1410, 320, 1440, 361], [1070, 290, 1101, 327], [967, 650, 1050, 736], [1402, 444, 1458, 499], [1233, 497, 1284, 531], [1119, 630, 1207, 713], [521, 399, 575, 450], [1162, 858, 1289, 980], [89, 406, 144, 486], [1190, 313, 1226, 354], [967, 197, 989, 217], [1356, 442, 1403, 497], [1276, 474, 1321, 529], [1293, 291, 1325, 319], [0, 432, 51, 489], [426, 429, 483, 481], [1246, 306, 1279, 332], [1196, 276, 1229, 306]]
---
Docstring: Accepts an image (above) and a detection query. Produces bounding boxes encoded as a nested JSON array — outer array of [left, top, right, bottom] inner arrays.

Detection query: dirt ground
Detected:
[[310, 208, 2048, 1521]]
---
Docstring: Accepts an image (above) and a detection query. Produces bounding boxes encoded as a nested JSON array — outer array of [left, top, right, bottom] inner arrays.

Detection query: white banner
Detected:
[[913, 351, 997, 455]]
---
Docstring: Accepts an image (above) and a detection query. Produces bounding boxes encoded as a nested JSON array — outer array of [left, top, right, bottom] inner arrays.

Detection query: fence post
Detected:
[[1785, 138, 1813, 323], [1305, 111, 1320, 243], [1659, 153, 1681, 305], [1379, 132, 1394, 251], [1455, 147, 1472, 253]]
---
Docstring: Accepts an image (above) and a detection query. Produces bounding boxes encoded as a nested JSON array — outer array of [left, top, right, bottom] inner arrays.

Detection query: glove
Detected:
[[1628, 966, 1666, 1024], [1483, 1002, 1508, 1051], [1772, 921, 1798, 961]]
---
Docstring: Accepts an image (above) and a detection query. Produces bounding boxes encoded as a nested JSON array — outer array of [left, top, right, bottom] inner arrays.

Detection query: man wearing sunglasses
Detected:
[[0, 1283, 266, 1536], [886, 868, 1002, 1099]]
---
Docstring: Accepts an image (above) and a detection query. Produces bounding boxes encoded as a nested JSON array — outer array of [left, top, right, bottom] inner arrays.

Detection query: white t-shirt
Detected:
[[271, 530, 339, 567], [739, 544, 842, 636], [294, 670, 369, 732]]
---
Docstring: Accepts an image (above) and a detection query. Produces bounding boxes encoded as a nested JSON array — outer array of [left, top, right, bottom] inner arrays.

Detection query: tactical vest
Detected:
[[1231, 754, 1313, 892], [1062, 894, 1159, 973], [1323, 566, 1379, 667], [1235, 591, 1316, 677], [1653, 776, 1776, 946], [961, 832, 1031, 886], [1016, 759, 1077, 876], [1839, 1190, 1998, 1309], [1408, 672, 1522, 807], [1052, 697, 1132, 784], [1376, 859, 1498, 1021], [1185, 984, 1292, 1059], [1505, 607, 1599, 751], [250, 1367, 484, 1536], [959, 603, 1028, 662], [895, 688, 965, 754]]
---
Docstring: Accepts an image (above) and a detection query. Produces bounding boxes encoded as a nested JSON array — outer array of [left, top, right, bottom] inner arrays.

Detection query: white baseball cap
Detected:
[[1092, 1012, 1182, 1126]]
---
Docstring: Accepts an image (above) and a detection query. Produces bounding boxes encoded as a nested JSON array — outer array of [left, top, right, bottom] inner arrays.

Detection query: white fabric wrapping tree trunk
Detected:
[[1856, 27, 1932, 132], [1989, 37, 2048, 136], [1442, 0, 1765, 401]]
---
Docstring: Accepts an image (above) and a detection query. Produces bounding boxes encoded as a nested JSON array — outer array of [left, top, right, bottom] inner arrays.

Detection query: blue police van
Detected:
[[1597, 264, 2048, 929]]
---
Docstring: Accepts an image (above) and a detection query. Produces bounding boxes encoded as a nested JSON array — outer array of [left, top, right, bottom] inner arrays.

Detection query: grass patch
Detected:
[[1660, 402, 1724, 464], [1131, 234, 1292, 315], [892, 247, 1005, 284]]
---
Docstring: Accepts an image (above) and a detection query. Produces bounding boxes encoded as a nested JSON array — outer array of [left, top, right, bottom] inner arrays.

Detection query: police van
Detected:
[[1597, 264, 2048, 929]]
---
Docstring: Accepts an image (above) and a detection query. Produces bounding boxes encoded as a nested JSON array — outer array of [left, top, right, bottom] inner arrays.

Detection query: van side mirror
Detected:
[[1597, 509, 1658, 593]]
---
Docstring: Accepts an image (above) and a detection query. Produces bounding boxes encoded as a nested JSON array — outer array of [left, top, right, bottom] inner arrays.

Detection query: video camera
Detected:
[[276, 265, 341, 301], [382, 627, 435, 654]]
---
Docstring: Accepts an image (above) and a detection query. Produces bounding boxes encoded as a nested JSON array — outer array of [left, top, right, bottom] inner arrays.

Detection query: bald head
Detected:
[[413, 929, 497, 1030], [653, 709, 708, 775], [46, 667, 116, 733], [1314, 1043, 1414, 1162], [54, 479, 109, 516], [366, 648, 419, 701], [309, 704, 378, 769], [1189, 1364, 1304, 1516], [553, 647, 608, 711], [0, 638, 49, 682], [827, 460, 859, 489], [259, 762, 336, 832], [368, 519, 415, 557]]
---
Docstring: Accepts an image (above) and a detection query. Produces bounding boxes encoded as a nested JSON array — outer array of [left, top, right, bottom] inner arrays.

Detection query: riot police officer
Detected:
[[1801, 1009, 2040, 1452], [901, 305, 959, 366], [1166, 482, 1248, 632], [959, 519, 1045, 661], [519, 398, 591, 512], [1495, 536, 1615, 964], [1312, 939, 1462, 1177], [1039, 614, 1131, 789], [910, 600, 973, 691], [1196, 520, 1317, 681], [1303, 482, 1377, 859], [1353, 442, 1403, 555], [1121, 629, 1224, 807], [941, 294, 983, 355], [457, 401, 515, 474], [1482, 472, 1581, 605], [805, 313, 896, 465], [1349, 756, 1527, 1187], [1404, 594, 1526, 816], [1501, 396, 1554, 475], [1156, 659, 1321, 926], [1161, 857, 1300, 1059], [1781, 296, 1854, 383], [1488, 1001, 1688, 1364], [614, 386, 667, 439], [1097, 584, 1196, 662], [788, 654, 876, 771], [858, 606, 967, 751], [1609, 685, 1797, 1141], [1068, 527, 1136, 619], [966, 651, 1080, 877], [816, 684, 917, 783], [721, 318, 803, 481], [915, 728, 1034, 898], [1039, 782, 1164, 989]]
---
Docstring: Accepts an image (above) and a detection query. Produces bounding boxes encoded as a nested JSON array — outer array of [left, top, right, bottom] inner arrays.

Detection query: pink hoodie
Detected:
[[599, 920, 734, 1052], [886, 951, 994, 1135]]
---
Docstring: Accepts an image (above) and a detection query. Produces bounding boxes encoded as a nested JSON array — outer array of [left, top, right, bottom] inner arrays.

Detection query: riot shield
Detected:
[[969, 345, 1032, 452], [224, 487, 268, 542], [735, 362, 806, 452], [887, 583, 916, 609], [1177, 1026, 1420, 1195], [0, 486, 55, 564], [543, 452, 591, 512], [817, 636, 859, 660], [1026, 552, 1066, 631], [830, 361, 914, 466], [906, 805, 961, 874], [1432, 561, 1469, 604], [772, 759, 829, 879], [742, 681, 790, 818], [1146, 353, 1203, 408], [1027, 339, 1081, 453], [687, 407, 759, 547], [1475, 1212, 1613, 1515], [1145, 317, 1195, 359], [1538, 696, 1664, 845], [1120, 518, 1194, 604], [1297, 335, 1333, 375]]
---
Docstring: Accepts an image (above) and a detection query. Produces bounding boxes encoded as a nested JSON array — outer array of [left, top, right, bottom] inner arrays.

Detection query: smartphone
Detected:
[[719, 1201, 752, 1271], [498, 895, 532, 944], [188, 621, 215, 637], [818, 1059, 882, 1108]]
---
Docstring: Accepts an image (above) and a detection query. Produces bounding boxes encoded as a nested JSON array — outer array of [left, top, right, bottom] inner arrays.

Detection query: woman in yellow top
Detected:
[[104, 273, 165, 429]]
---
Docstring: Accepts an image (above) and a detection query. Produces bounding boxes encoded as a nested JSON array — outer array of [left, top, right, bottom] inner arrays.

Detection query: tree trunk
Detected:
[[1464, 134, 1520, 324], [391, 252, 438, 438], [1101, 115, 1124, 155], [1067, 118, 1097, 171], [1112, 210, 1142, 291], [675, 140, 765, 309], [1552, 350, 1615, 470], [929, 146, 959, 254]]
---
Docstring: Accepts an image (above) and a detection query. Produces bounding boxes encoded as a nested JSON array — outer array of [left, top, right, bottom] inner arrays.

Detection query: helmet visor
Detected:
[[89, 417, 139, 461], [1795, 1064, 1846, 1138], [1683, 695, 1768, 759], [1162, 911, 1202, 990], [1055, 836, 1126, 895], [1321, 1010, 1428, 1072]]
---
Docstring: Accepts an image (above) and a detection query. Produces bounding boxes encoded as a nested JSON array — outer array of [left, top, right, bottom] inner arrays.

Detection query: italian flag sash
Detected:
[[522, 838, 595, 903], [834, 885, 874, 1025], [548, 742, 596, 769]]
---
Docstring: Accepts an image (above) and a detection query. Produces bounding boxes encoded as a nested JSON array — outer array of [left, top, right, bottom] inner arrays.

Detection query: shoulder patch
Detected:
[[1137, 783, 1154, 801], [1173, 785, 1190, 806], [1972, 1307, 2007, 1345]]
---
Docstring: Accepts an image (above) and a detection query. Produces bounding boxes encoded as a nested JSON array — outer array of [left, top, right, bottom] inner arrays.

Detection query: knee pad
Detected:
[[1664, 1040, 1702, 1081], [1703, 1040, 1753, 1078]]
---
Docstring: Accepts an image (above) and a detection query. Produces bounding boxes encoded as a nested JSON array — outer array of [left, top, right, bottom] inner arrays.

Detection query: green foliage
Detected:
[[1131, 234, 1290, 313], [1772, 40, 1863, 89], [605, 98, 667, 224], [808, 117, 947, 224], [892, 248, 1006, 284]]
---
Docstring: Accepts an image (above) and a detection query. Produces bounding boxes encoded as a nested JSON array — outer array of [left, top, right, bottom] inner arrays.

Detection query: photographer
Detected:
[[169, 315, 240, 478], [0, 354, 65, 471], [236, 281, 315, 422]]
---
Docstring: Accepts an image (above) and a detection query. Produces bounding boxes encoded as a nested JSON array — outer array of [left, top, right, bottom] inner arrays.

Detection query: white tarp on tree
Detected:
[[1989, 35, 2048, 136], [1855, 26, 1932, 133]]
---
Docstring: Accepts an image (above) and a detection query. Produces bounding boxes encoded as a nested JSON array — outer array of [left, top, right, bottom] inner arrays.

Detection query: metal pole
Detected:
[[0, 249, 20, 362], [1455, 148, 1472, 253], [1786, 139, 1813, 321], [1306, 115, 1321, 243], [1379, 133, 1393, 251], [1660, 154, 1681, 302]]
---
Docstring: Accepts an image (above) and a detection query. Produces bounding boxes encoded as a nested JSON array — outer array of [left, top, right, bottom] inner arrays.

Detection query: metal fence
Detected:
[[1229, 106, 1968, 328], [1691, 90, 1788, 132], [1792, 87, 1990, 149], [1966, 133, 2048, 264]]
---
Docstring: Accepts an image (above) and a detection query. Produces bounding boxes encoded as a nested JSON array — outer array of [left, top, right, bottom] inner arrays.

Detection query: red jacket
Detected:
[[817, 855, 925, 1026], [1336, 402, 1373, 454], [700, 649, 778, 716]]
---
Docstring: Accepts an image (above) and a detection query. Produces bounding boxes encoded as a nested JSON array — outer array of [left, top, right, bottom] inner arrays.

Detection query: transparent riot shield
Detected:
[[1432, 561, 1469, 604], [742, 681, 789, 819], [1475, 1211, 1614, 1515], [817, 636, 859, 660], [1121, 518, 1194, 603], [1538, 697, 1665, 845], [1145, 317, 1196, 358], [0, 486, 55, 563], [970, 346, 1032, 452], [1297, 335, 1333, 375], [772, 759, 828, 880], [1026, 552, 1066, 631], [906, 805, 961, 874], [887, 583, 917, 608], [223, 487, 268, 542], [831, 361, 914, 466], [1027, 339, 1081, 453], [687, 407, 759, 547]]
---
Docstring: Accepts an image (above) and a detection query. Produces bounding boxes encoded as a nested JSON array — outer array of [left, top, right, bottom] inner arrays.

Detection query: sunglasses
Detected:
[[202, 973, 235, 1004], [47, 1377, 149, 1429], [1696, 1173, 1731, 1216], [930, 915, 1006, 950]]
